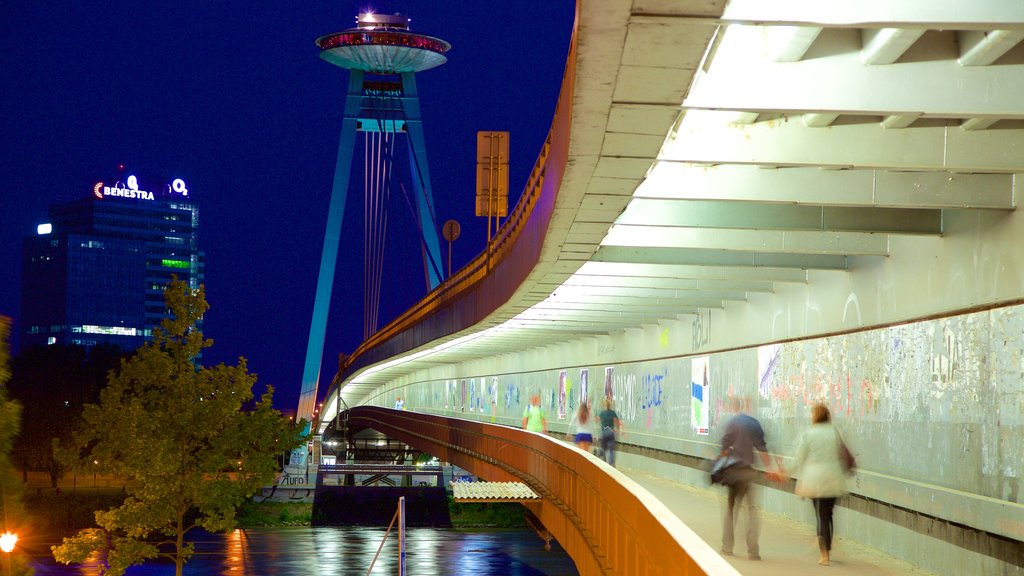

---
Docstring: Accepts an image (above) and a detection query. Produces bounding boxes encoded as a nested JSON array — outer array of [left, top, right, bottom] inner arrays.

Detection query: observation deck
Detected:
[[316, 13, 450, 74]]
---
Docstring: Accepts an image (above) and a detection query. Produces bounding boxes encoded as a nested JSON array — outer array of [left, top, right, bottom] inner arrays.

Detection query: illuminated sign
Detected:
[[171, 178, 188, 196], [162, 259, 190, 269], [94, 179, 155, 201], [101, 185, 155, 200], [37, 223, 52, 235], [92, 174, 190, 201]]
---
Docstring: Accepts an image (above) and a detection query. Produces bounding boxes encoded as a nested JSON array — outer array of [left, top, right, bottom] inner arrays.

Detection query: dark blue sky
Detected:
[[0, 2, 575, 413]]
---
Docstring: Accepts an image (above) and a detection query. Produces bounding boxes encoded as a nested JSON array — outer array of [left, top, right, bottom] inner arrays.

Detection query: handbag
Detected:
[[836, 429, 857, 475], [710, 449, 742, 485]]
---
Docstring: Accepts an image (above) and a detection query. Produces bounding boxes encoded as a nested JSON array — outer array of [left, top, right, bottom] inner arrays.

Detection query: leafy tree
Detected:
[[0, 316, 29, 575], [52, 280, 300, 576]]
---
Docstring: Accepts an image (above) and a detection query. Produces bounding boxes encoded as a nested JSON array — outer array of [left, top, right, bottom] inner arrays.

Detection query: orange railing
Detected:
[[335, 3, 579, 381], [348, 407, 739, 576]]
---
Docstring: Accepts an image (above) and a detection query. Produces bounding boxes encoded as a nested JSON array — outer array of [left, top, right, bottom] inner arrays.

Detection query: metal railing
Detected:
[[348, 407, 740, 576], [365, 496, 406, 576]]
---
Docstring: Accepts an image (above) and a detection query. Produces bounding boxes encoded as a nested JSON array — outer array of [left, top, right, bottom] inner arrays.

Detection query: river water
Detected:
[[30, 526, 580, 575]]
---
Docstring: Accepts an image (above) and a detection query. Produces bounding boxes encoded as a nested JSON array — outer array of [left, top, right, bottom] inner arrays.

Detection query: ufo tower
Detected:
[[298, 13, 451, 422]]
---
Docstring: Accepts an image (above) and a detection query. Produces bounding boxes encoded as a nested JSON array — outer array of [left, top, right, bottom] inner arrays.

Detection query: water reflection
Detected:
[[32, 527, 579, 575]]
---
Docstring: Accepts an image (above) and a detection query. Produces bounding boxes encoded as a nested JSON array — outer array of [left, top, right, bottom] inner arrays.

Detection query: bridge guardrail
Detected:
[[348, 406, 740, 576]]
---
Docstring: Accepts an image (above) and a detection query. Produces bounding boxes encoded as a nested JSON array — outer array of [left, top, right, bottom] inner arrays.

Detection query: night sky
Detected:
[[0, 2, 575, 413]]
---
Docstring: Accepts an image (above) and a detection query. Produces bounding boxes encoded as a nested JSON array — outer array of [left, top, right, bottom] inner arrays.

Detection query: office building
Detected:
[[21, 174, 203, 351]]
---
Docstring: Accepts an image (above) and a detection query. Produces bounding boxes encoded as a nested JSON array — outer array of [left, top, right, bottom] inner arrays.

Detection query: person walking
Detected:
[[718, 396, 782, 561], [596, 397, 622, 467], [521, 395, 547, 433], [785, 403, 851, 566], [568, 401, 594, 451]]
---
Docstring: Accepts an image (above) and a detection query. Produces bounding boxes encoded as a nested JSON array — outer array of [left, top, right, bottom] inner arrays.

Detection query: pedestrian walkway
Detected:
[[622, 468, 937, 576]]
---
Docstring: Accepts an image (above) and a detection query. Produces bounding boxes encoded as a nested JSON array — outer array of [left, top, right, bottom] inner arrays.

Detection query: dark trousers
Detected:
[[600, 428, 616, 467], [722, 467, 759, 556], [813, 497, 837, 550]]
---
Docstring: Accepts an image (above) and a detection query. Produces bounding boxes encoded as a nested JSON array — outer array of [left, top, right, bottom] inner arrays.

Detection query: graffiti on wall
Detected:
[[580, 368, 590, 408], [490, 377, 498, 421], [603, 369, 669, 429], [399, 305, 1022, 502], [604, 367, 614, 401], [504, 380, 521, 409], [692, 309, 711, 350], [758, 344, 780, 400], [558, 370, 568, 419], [691, 356, 710, 435]]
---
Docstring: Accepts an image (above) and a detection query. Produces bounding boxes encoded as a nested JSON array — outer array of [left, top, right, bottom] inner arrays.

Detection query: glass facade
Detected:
[[21, 191, 204, 351]]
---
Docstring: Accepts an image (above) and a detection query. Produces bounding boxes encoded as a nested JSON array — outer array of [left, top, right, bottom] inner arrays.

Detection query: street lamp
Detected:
[[0, 532, 16, 575]]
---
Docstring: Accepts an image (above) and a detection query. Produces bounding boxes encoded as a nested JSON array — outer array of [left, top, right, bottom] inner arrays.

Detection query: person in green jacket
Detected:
[[521, 394, 547, 433]]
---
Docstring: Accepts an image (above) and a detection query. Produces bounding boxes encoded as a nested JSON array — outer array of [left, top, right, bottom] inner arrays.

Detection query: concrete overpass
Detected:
[[314, 1, 1024, 574]]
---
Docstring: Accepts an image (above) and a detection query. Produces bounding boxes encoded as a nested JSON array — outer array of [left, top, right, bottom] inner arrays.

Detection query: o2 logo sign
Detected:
[[169, 178, 188, 197]]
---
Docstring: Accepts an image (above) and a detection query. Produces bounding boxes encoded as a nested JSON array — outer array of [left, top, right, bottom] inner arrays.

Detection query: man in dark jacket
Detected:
[[719, 396, 782, 560]]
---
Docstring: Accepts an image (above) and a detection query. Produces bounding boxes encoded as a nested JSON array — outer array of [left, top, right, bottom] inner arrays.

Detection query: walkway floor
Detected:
[[621, 467, 938, 576]]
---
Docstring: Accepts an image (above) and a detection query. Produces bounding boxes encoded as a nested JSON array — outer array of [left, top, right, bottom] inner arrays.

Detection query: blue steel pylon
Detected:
[[297, 13, 450, 423]]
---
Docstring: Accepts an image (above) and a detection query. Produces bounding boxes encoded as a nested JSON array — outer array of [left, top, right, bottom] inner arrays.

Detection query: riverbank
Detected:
[[24, 483, 527, 535]]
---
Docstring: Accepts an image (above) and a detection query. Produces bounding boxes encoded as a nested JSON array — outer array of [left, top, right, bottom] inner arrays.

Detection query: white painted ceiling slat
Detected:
[[532, 301, 703, 313], [636, 163, 1015, 210], [601, 225, 891, 255], [592, 245, 850, 270], [615, 198, 943, 234], [549, 284, 750, 300], [860, 28, 925, 65], [517, 309, 673, 321], [576, 261, 809, 283], [802, 113, 839, 127], [960, 117, 1000, 131], [880, 114, 922, 129], [721, 0, 1024, 28], [662, 113, 1024, 173], [564, 274, 776, 292], [766, 25, 823, 62], [684, 28, 1024, 119], [958, 30, 1024, 66]]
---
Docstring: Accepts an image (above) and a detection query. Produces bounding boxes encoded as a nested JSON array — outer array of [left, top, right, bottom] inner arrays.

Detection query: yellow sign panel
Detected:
[[475, 164, 508, 217], [475, 131, 509, 218], [476, 131, 510, 163]]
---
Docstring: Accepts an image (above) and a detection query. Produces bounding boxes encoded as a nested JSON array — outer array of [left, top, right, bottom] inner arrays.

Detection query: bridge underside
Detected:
[[313, 1, 1024, 575]]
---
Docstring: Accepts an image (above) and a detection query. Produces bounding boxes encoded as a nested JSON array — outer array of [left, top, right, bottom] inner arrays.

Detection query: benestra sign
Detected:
[[93, 174, 189, 201]]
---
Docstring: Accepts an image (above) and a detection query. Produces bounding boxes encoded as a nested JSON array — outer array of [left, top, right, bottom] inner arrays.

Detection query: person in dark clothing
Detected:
[[719, 396, 782, 561], [597, 397, 623, 467]]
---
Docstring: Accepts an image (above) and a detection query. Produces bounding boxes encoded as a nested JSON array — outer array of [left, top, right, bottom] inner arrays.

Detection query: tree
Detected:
[[52, 280, 300, 576], [0, 317, 28, 575]]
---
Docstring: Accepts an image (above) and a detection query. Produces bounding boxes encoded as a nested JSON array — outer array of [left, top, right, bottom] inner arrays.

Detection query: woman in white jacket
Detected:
[[787, 403, 850, 566]]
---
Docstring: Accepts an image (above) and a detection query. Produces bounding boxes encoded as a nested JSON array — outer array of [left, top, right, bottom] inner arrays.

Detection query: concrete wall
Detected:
[[368, 301, 1023, 503], [361, 302, 1024, 573]]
